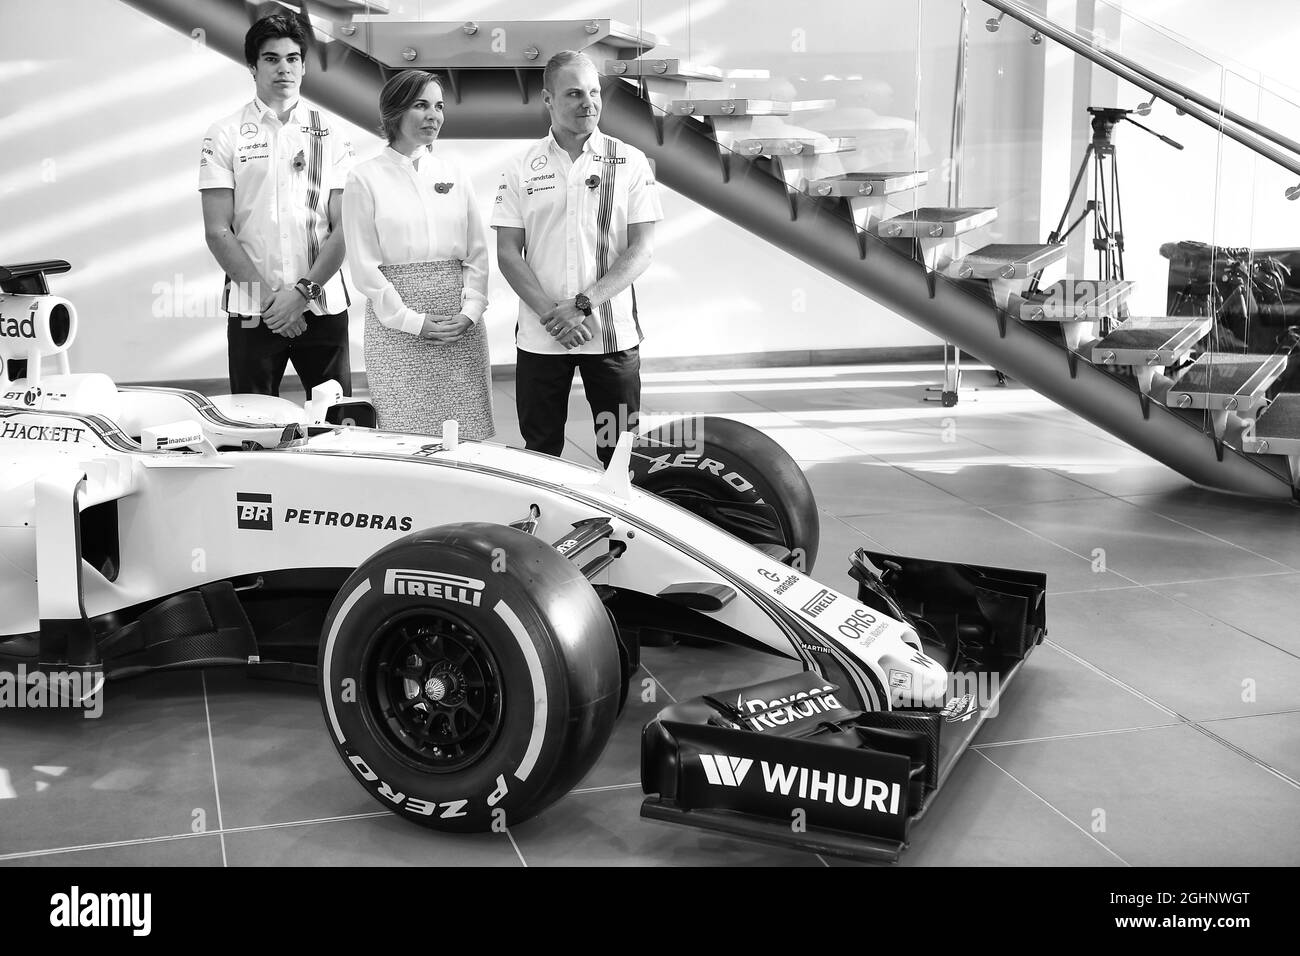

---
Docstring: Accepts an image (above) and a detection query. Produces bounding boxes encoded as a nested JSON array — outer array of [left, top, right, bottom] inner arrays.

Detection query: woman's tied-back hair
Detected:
[[243, 13, 310, 67], [542, 51, 597, 93], [379, 69, 445, 145]]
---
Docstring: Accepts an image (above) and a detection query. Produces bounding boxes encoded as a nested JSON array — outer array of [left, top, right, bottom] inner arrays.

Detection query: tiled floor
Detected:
[[2, 362, 1298, 867]]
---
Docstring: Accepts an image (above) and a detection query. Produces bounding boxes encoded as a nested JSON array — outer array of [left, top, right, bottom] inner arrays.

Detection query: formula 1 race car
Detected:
[[0, 260, 1045, 861]]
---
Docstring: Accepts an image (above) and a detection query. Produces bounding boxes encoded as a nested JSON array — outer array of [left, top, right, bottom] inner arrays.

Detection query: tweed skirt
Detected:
[[364, 259, 494, 439]]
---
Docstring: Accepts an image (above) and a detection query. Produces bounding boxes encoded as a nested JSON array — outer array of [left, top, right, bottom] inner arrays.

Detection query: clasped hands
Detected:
[[420, 313, 473, 342], [541, 301, 597, 350], [261, 286, 309, 338]]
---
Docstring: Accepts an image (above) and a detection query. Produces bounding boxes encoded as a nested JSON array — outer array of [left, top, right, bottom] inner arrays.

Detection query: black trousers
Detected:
[[227, 311, 352, 397], [515, 346, 641, 467]]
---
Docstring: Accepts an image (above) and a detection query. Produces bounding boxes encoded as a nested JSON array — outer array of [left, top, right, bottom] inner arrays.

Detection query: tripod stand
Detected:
[[1031, 107, 1183, 305]]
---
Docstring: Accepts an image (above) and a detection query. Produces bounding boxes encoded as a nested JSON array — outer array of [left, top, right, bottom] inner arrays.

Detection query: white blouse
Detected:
[[343, 145, 488, 336]]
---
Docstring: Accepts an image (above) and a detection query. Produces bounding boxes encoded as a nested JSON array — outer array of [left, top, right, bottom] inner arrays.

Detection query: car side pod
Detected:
[[641, 552, 1048, 862]]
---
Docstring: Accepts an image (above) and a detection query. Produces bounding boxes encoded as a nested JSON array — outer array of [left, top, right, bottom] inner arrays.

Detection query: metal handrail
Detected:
[[982, 0, 1300, 182], [1102, 45, 1300, 159]]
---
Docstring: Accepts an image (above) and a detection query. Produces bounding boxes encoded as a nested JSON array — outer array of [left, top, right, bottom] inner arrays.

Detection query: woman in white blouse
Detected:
[[343, 70, 493, 437]]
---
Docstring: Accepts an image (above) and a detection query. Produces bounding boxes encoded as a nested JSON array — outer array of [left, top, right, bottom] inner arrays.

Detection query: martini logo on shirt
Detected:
[[529, 155, 547, 171]]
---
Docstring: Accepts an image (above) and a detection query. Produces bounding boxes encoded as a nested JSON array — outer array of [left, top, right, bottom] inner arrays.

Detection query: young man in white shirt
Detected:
[[198, 14, 354, 397], [492, 51, 662, 467]]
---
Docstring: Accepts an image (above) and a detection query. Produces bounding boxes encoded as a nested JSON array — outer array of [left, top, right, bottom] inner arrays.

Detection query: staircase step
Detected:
[[339, 19, 660, 68], [735, 136, 857, 157], [809, 170, 928, 197], [1020, 279, 1135, 321], [604, 58, 722, 81], [1167, 353, 1288, 412], [671, 99, 790, 116], [1092, 316, 1213, 367], [876, 207, 997, 239], [599, 21, 664, 52], [1243, 394, 1300, 456], [950, 243, 1065, 279]]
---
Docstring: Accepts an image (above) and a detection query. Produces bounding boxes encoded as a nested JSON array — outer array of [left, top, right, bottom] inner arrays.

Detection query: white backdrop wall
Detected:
[[0, 0, 1178, 385]]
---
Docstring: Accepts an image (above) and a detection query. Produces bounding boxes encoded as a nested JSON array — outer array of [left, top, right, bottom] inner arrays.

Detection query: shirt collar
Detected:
[[385, 144, 434, 167], [546, 128, 605, 157], [251, 96, 306, 125]]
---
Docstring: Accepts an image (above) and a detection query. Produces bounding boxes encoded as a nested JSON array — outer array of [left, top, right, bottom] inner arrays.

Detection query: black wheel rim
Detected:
[[363, 609, 504, 773]]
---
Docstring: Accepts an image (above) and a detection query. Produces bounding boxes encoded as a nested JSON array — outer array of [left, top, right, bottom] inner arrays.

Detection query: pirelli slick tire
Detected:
[[318, 522, 622, 832], [631, 415, 820, 573]]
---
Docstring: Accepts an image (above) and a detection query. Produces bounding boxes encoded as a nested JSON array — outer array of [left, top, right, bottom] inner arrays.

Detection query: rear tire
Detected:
[[631, 415, 820, 572], [318, 523, 622, 831]]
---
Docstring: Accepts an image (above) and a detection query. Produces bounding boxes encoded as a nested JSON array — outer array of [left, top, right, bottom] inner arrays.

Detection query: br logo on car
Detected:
[[236, 492, 273, 530], [383, 569, 484, 607]]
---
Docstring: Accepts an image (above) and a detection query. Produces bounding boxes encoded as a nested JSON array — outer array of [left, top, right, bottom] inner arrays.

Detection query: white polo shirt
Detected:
[[491, 129, 662, 355], [198, 98, 354, 316]]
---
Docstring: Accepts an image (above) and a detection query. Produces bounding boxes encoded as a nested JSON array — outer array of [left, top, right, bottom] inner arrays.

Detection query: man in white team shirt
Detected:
[[198, 14, 353, 397], [492, 51, 662, 467]]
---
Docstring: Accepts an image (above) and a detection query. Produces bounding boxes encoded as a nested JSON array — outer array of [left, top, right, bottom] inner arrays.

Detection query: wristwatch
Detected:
[[294, 278, 323, 302], [574, 293, 592, 317]]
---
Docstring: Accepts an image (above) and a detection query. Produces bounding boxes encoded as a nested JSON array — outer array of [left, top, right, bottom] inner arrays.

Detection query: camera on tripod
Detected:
[[1086, 106, 1137, 144], [1033, 104, 1184, 303]]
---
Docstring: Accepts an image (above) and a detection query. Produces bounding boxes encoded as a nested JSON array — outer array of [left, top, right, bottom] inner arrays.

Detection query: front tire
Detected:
[[319, 523, 622, 831], [631, 415, 820, 572]]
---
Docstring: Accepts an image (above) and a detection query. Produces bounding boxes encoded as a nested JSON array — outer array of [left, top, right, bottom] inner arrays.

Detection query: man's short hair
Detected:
[[244, 13, 310, 66], [542, 51, 597, 93], [379, 70, 444, 144]]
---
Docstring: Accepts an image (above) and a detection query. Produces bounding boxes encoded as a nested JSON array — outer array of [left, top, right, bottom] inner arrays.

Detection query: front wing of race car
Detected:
[[641, 549, 1047, 862]]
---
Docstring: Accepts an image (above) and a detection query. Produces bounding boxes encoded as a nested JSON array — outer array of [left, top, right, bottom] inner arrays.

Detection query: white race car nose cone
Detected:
[[424, 676, 448, 701]]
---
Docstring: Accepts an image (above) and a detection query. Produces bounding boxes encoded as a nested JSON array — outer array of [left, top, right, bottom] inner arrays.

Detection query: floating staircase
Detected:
[[119, 0, 1300, 499], [1093, 315, 1214, 395]]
